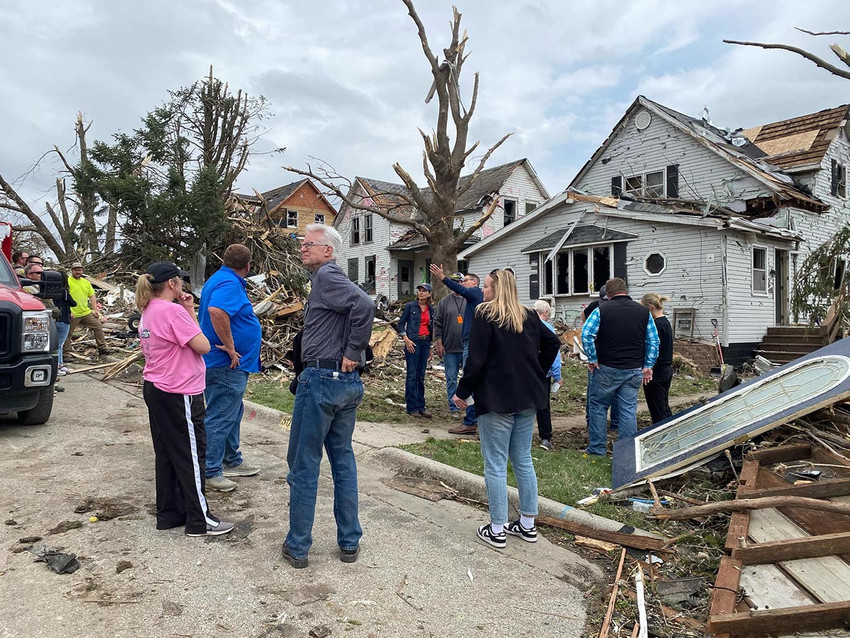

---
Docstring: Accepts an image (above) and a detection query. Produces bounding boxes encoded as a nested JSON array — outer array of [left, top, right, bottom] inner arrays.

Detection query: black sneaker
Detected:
[[505, 519, 538, 543], [340, 546, 360, 563], [477, 523, 507, 549], [282, 543, 308, 569], [185, 520, 234, 537]]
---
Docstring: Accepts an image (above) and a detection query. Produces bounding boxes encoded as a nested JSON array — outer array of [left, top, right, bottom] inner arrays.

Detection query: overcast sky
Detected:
[[2, 0, 849, 212]]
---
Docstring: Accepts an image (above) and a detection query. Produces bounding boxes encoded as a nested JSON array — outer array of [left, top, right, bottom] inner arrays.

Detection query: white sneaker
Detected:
[[186, 520, 234, 537]]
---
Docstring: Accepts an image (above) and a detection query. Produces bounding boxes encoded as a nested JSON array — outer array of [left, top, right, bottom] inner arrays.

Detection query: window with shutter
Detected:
[[666, 165, 679, 198], [611, 176, 623, 196]]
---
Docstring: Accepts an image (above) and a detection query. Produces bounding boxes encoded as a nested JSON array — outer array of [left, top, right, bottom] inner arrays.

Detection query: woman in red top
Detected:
[[396, 283, 434, 417]]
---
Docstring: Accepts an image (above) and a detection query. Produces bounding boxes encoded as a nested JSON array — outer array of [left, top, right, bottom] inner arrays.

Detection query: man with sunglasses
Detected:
[[429, 263, 484, 435]]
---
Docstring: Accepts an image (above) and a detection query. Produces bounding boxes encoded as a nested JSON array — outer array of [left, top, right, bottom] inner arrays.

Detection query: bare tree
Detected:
[[287, 1, 510, 296], [724, 28, 850, 80]]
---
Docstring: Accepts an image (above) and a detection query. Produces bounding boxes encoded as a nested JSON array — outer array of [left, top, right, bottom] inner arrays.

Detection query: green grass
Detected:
[[245, 378, 295, 413], [400, 436, 647, 528]]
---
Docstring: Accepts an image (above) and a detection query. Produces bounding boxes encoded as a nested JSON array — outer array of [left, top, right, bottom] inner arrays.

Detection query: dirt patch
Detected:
[[73, 497, 138, 521], [48, 520, 84, 535]]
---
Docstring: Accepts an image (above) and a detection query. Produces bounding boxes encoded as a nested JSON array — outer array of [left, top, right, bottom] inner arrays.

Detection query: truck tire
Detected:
[[17, 385, 54, 425]]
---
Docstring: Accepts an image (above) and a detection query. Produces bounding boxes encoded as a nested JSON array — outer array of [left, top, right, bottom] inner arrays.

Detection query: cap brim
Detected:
[[177, 269, 190, 278]]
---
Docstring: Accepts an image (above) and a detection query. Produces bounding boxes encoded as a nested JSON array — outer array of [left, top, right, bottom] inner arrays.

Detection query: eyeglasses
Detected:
[[300, 242, 329, 250]]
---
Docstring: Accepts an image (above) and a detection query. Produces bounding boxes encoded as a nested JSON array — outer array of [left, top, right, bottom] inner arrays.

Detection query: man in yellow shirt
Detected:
[[64, 261, 111, 359]]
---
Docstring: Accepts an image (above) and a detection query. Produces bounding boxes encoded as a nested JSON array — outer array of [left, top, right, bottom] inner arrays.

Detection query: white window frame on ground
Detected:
[[542, 243, 614, 296], [314, 213, 325, 224], [350, 217, 361, 245], [644, 252, 667, 276], [752, 245, 769, 295], [503, 198, 517, 225], [623, 170, 665, 198], [286, 209, 298, 228], [364, 213, 374, 243]]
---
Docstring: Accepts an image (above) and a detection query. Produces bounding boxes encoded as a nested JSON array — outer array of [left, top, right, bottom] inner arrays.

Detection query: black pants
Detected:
[[643, 363, 673, 424], [143, 381, 218, 534], [536, 383, 552, 440]]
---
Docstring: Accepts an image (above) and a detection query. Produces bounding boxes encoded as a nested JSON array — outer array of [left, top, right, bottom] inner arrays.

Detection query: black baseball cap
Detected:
[[147, 261, 189, 284]]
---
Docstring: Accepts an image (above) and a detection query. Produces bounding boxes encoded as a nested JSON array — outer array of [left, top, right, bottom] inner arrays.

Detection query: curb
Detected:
[[243, 398, 661, 539], [367, 447, 661, 539]]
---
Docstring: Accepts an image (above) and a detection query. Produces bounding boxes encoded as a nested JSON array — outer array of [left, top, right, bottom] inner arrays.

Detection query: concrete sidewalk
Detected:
[[0, 374, 601, 637]]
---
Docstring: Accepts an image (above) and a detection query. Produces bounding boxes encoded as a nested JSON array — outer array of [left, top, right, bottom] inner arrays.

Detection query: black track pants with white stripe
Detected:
[[143, 381, 219, 534]]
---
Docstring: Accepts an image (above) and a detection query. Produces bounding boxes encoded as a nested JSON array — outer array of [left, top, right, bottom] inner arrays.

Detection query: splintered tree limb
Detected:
[[651, 495, 850, 521], [723, 39, 850, 79], [795, 28, 850, 36]]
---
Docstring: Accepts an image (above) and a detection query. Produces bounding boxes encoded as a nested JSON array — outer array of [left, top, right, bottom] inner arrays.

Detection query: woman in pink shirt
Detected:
[[136, 262, 233, 537]]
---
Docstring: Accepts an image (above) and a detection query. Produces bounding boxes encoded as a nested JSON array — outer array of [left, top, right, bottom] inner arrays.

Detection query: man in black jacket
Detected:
[[580, 278, 659, 457]]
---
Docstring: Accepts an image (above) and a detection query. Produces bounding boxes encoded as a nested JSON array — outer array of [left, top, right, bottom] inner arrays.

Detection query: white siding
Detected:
[[577, 108, 772, 204]]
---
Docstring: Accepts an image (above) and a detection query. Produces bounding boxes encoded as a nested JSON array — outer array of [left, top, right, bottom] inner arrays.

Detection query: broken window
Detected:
[[365, 214, 374, 242], [752, 246, 767, 294], [573, 250, 589, 294], [287, 209, 298, 228], [593, 246, 611, 291], [503, 199, 517, 225], [524, 201, 538, 216], [645, 252, 665, 276], [623, 170, 666, 198], [365, 255, 376, 293], [314, 213, 325, 224], [556, 252, 569, 294], [542, 257, 554, 295], [351, 217, 361, 245]]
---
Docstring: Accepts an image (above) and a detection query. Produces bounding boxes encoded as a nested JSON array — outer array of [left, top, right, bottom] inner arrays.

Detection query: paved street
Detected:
[[0, 373, 600, 637]]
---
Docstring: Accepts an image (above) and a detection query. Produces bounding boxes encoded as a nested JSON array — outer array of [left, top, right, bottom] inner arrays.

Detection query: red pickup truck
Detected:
[[0, 222, 57, 424]]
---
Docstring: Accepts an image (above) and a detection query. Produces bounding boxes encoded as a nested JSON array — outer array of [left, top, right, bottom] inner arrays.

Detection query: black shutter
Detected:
[[832, 159, 839, 197], [611, 176, 623, 197], [666, 164, 679, 198], [614, 243, 627, 282], [528, 253, 540, 300]]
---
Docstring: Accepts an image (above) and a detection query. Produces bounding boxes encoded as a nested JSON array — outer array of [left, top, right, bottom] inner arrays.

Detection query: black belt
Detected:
[[303, 359, 341, 370]]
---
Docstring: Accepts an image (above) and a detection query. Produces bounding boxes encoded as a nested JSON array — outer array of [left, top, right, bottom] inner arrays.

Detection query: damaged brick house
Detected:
[[231, 179, 338, 236], [458, 97, 850, 365], [332, 159, 549, 302]]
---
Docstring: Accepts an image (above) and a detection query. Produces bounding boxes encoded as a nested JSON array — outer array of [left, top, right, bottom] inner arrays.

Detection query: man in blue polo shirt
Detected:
[[199, 244, 263, 492]]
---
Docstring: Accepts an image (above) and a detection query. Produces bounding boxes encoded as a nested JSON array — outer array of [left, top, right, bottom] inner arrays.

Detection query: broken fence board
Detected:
[[536, 515, 667, 551], [709, 600, 850, 636], [741, 477, 850, 500], [733, 530, 850, 564], [748, 443, 813, 465]]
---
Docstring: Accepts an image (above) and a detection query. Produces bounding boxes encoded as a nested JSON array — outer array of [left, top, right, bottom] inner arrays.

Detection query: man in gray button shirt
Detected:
[[282, 223, 374, 569]]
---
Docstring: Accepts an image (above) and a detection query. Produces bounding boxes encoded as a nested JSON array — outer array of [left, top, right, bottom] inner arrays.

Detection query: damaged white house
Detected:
[[332, 158, 549, 303], [458, 97, 850, 365]]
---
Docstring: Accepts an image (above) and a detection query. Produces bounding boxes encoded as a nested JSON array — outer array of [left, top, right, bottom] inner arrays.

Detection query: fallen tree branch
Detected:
[[652, 495, 850, 521], [537, 515, 668, 551]]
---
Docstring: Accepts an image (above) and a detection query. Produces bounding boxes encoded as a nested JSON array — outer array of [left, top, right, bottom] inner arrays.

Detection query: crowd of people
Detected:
[[15, 225, 675, 563]]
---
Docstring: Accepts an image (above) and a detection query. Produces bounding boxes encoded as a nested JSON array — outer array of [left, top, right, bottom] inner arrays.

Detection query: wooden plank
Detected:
[[536, 515, 667, 551], [739, 564, 817, 610], [734, 531, 850, 564], [737, 459, 761, 494], [757, 468, 850, 536], [741, 478, 850, 500], [709, 556, 743, 622], [709, 600, 850, 636], [748, 508, 850, 603], [725, 512, 750, 553], [598, 548, 626, 638], [748, 443, 813, 465]]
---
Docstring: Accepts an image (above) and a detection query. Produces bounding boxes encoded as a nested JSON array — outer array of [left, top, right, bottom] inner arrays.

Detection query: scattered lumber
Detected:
[[598, 548, 627, 638], [537, 515, 668, 551], [651, 495, 850, 521]]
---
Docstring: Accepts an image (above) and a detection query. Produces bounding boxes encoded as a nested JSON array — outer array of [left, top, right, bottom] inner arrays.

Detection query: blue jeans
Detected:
[[204, 366, 249, 478], [286, 367, 364, 558], [586, 369, 620, 429], [478, 409, 538, 525], [404, 338, 430, 413], [443, 352, 463, 412], [587, 365, 642, 455], [56, 321, 70, 366], [461, 340, 477, 426]]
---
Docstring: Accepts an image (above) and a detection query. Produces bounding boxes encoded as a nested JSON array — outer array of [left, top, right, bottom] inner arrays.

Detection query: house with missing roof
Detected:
[[231, 179, 338, 236], [332, 159, 549, 302], [458, 97, 850, 365]]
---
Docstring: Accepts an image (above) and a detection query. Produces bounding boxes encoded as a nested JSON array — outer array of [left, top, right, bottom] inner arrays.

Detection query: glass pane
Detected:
[[573, 250, 589, 294], [556, 253, 569, 294], [753, 248, 766, 270], [625, 176, 642, 194], [593, 246, 610, 290], [637, 355, 850, 471], [645, 171, 664, 197]]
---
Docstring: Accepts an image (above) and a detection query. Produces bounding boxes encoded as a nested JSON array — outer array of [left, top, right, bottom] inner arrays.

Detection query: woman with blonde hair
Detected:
[[453, 269, 560, 549], [640, 292, 674, 423], [136, 262, 233, 537]]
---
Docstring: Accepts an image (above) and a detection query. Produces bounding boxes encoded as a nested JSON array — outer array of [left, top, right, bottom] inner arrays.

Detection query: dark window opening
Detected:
[[365, 255, 376, 293], [543, 258, 553, 295], [365, 214, 374, 242], [593, 246, 610, 291], [556, 253, 569, 294], [645, 253, 665, 275], [351, 217, 361, 245], [573, 250, 589, 294], [835, 259, 846, 291], [347, 258, 359, 282], [503, 199, 517, 225]]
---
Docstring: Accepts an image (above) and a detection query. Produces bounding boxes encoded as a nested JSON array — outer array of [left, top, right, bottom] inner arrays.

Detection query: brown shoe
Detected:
[[419, 411, 433, 419], [449, 424, 477, 435]]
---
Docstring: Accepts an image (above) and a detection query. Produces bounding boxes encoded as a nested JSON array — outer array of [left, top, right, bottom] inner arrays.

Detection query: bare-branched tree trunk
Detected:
[[287, 0, 511, 299]]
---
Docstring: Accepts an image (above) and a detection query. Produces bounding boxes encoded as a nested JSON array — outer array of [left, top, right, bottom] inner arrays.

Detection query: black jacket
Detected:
[[456, 308, 560, 416]]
